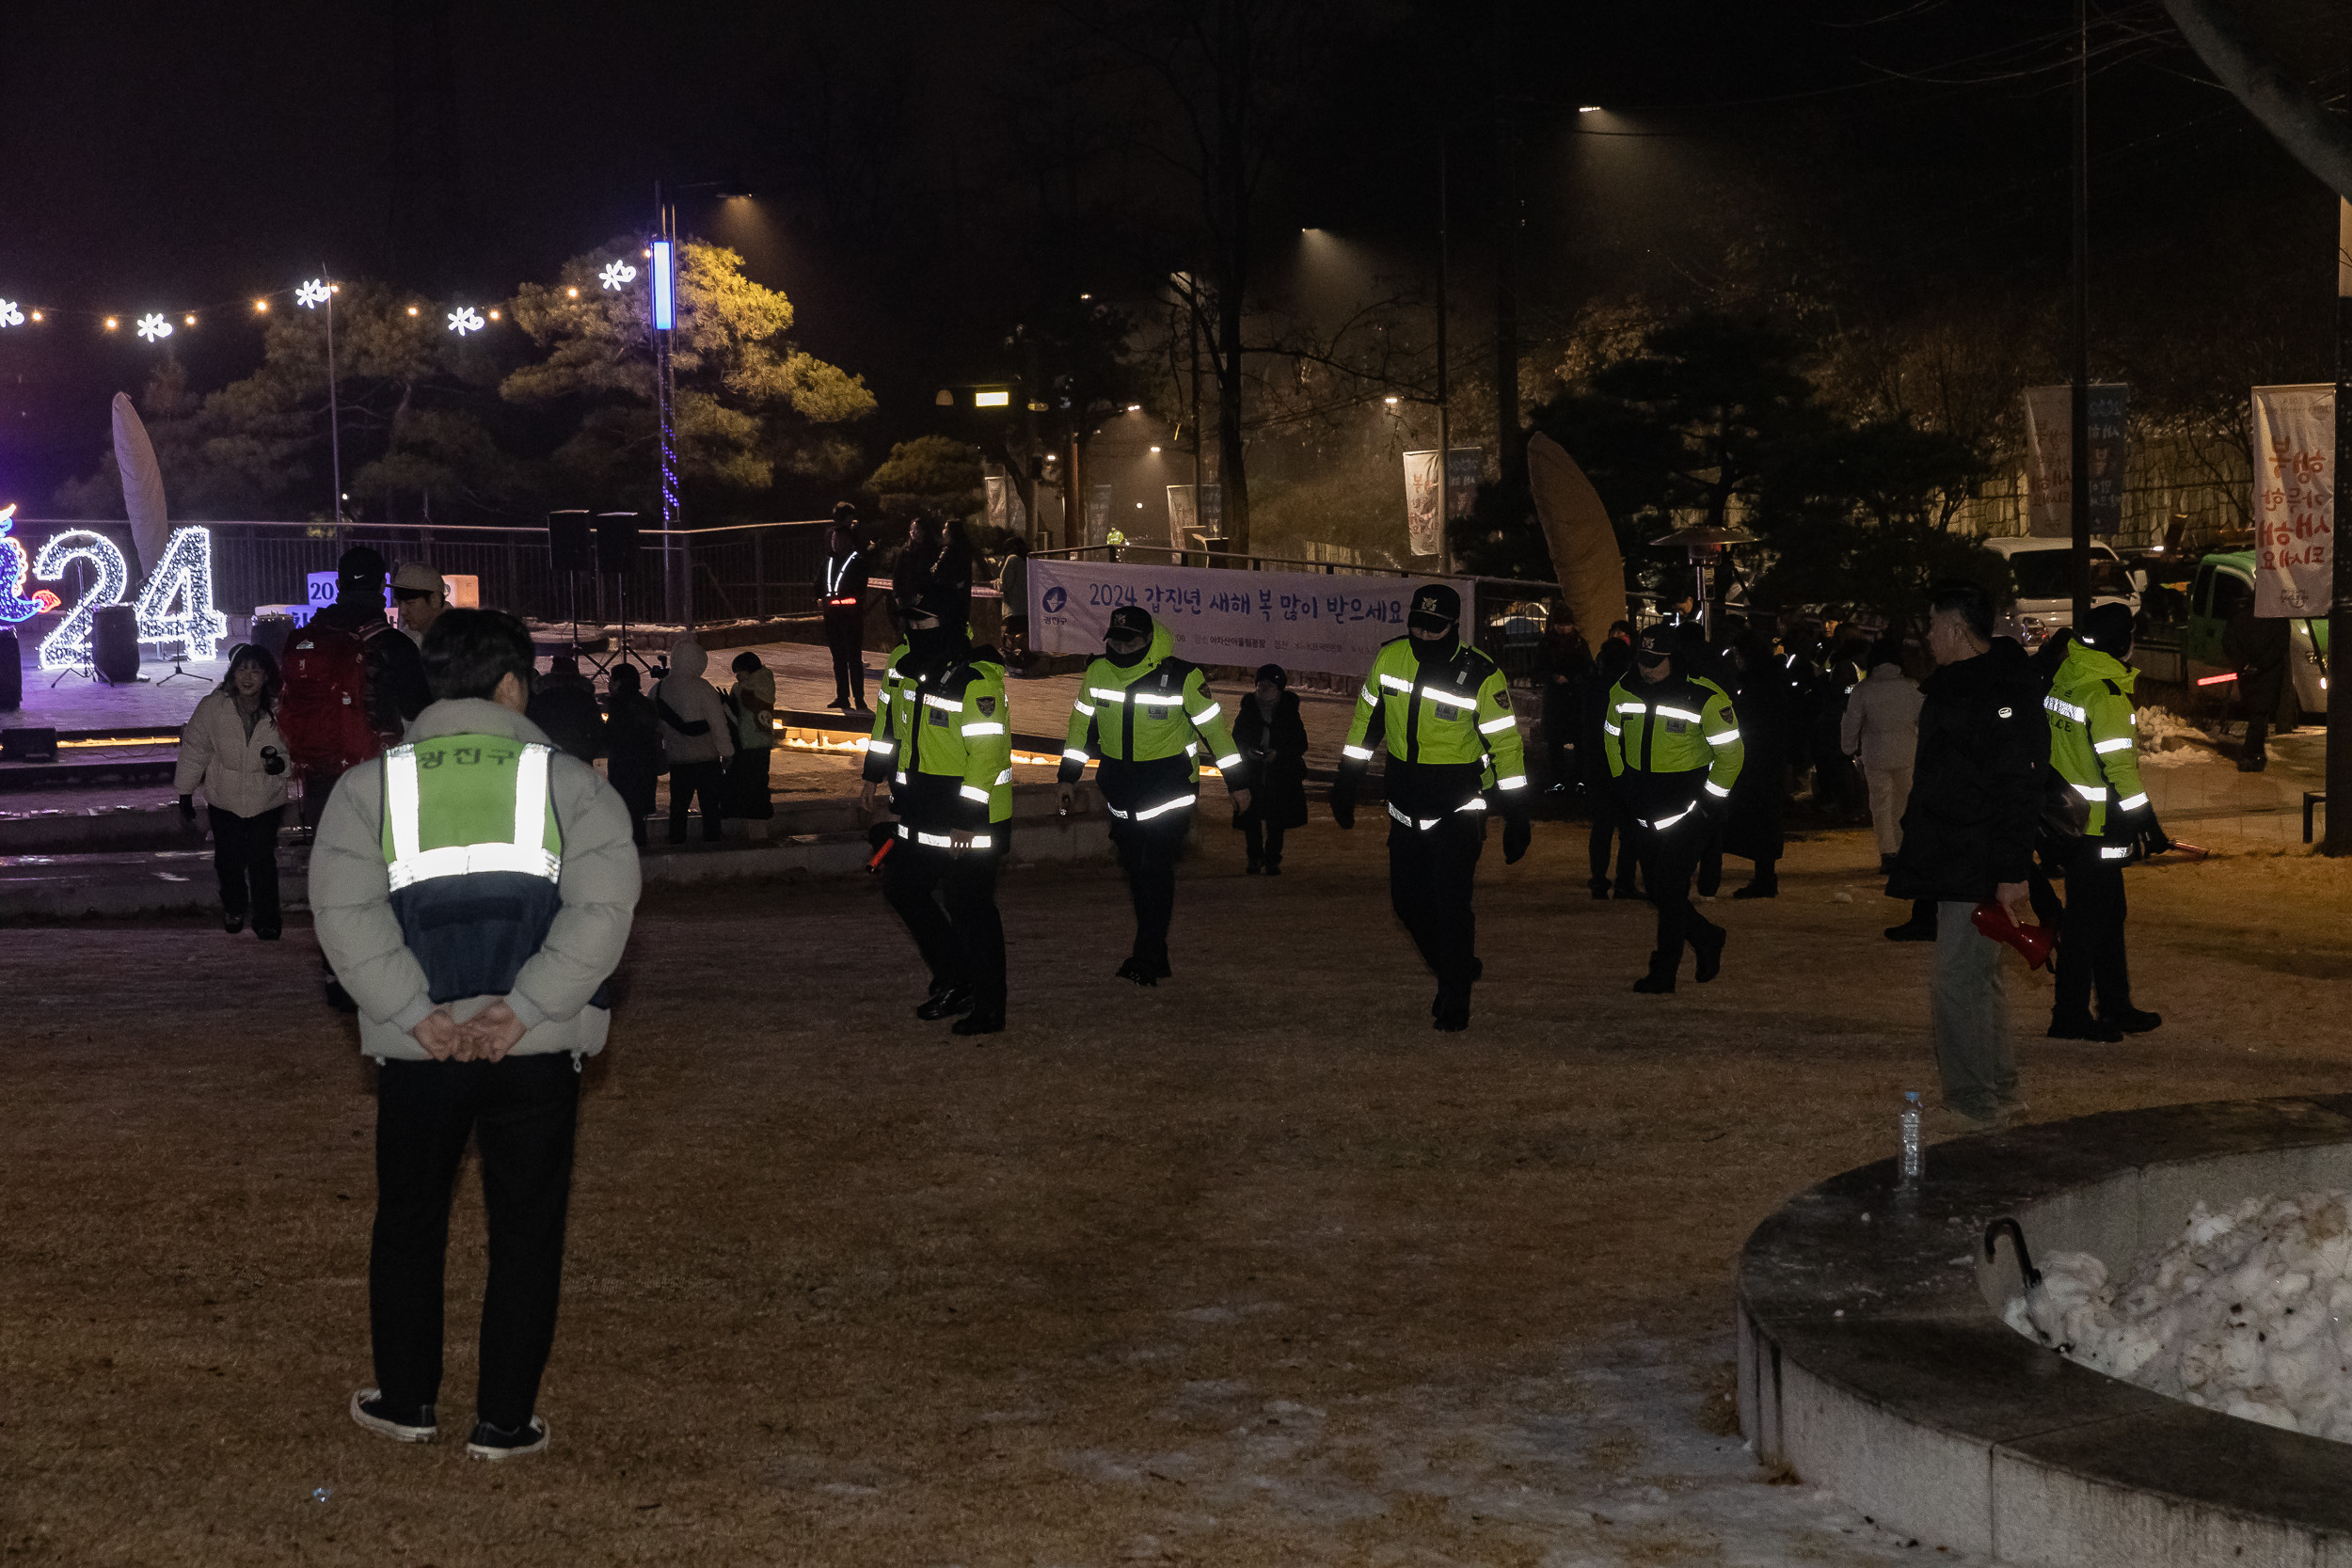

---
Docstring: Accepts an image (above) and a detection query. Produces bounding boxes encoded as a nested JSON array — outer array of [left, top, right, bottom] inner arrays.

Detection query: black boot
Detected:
[[951, 1007, 1005, 1037], [1692, 926, 1726, 983], [2046, 1012, 2122, 1042], [915, 984, 975, 1021], [1631, 961, 1677, 994], [1114, 957, 1159, 987], [2106, 1007, 2162, 1035], [1730, 879, 1778, 900], [1432, 985, 1470, 1032]]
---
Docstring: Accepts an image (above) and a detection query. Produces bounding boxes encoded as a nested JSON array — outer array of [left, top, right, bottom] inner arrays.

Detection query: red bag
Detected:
[[278, 622, 389, 778]]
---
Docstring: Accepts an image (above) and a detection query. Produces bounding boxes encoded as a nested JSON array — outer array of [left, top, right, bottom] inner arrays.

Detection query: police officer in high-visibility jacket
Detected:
[[860, 585, 1014, 1036], [1329, 583, 1532, 1032], [1056, 605, 1251, 986], [2041, 603, 2167, 1041], [1606, 624, 1744, 993], [310, 609, 641, 1463]]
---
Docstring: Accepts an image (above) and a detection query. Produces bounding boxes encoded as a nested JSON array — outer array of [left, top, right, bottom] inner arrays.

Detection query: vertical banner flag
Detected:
[[2022, 384, 2129, 537], [1167, 483, 1198, 545], [1444, 448, 1483, 521], [1087, 484, 1113, 547], [2249, 384, 2334, 616], [1028, 558, 1471, 676], [1200, 483, 1222, 541], [1403, 450, 1443, 556], [984, 472, 1009, 533]]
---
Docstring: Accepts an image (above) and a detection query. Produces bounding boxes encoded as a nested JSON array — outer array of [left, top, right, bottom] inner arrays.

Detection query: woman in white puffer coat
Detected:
[[656, 636, 735, 843], [174, 643, 293, 937]]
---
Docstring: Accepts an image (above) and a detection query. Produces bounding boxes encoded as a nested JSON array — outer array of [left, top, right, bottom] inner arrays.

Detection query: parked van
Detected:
[[2180, 549, 2329, 721], [1981, 537, 2138, 641]]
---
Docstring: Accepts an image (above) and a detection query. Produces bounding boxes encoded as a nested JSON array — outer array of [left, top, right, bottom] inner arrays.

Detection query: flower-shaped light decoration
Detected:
[[294, 279, 331, 309], [447, 307, 486, 336], [0, 300, 22, 328], [135, 312, 174, 343], [598, 260, 640, 292]]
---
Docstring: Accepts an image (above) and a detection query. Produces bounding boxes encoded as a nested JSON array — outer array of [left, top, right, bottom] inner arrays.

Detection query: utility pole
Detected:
[[653, 183, 685, 629], [1437, 127, 1454, 574], [1492, 0, 1522, 475], [2068, 0, 2092, 626], [324, 270, 342, 530], [2328, 196, 2352, 853]]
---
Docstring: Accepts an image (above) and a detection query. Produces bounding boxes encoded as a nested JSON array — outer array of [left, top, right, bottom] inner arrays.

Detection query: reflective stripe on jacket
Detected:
[[1341, 638, 1527, 778], [1057, 625, 1245, 816], [863, 641, 1014, 840], [1603, 673, 1744, 800], [2043, 641, 2146, 838]]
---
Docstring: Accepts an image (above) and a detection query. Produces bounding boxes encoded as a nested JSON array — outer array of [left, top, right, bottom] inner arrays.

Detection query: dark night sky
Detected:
[[0, 0, 2337, 515]]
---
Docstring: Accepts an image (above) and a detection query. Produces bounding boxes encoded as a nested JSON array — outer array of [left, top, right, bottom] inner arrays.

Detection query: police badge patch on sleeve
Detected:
[[1494, 689, 1511, 710], [977, 695, 996, 717]]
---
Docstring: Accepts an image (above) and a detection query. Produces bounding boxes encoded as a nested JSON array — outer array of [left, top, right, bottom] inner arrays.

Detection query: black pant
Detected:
[[1114, 819, 1187, 970], [1242, 816, 1285, 868], [882, 840, 1006, 1008], [825, 609, 866, 708], [668, 759, 725, 842], [2055, 834, 2133, 1020], [1586, 786, 1639, 891], [209, 804, 282, 927], [371, 1053, 580, 1430], [2244, 712, 2270, 763], [1388, 811, 1484, 992], [608, 765, 658, 847], [724, 748, 773, 819], [1635, 817, 1723, 977]]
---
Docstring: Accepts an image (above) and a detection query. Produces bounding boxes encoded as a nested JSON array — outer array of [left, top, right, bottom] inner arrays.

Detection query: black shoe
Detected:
[[223, 911, 245, 935], [255, 923, 282, 942], [1878, 855, 1898, 877], [1589, 879, 1612, 899], [1265, 863, 1281, 876], [2107, 1008, 2163, 1035], [1246, 859, 1263, 875], [2238, 756, 2267, 772], [827, 698, 849, 711], [350, 1388, 437, 1444], [1433, 987, 1470, 1031], [1115, 958, 1159, 987], [1613, 884, 1645, 901], [1730, 881, 1778, 900], [1693, 927, 1725, 983], [2047, 1014, 2123, 1042], [951, 1009, 1006, 1037], [465, 1416, 548, 1462], [1631, 972, 1676, 994], [915, 985, 975, 1021], [1883, 922, 1935, 943]]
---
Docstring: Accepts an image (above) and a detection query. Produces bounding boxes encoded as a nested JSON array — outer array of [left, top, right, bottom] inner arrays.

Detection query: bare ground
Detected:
[[4, 820, 2349, 1567]]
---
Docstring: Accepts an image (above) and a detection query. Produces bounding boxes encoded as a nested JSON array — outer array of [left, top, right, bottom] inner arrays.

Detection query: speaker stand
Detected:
[[156, 651, 210, 688]]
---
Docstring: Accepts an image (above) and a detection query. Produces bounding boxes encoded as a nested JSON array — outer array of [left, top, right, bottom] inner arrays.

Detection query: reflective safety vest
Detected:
[[862, 641, 1014, 847], [2043, 641, 2146, 845], [1057, 626, 1244, 821], [1603, 673, 1744, 826], [378, 732, 564, 1000], [1339, 636, 1527, 824]]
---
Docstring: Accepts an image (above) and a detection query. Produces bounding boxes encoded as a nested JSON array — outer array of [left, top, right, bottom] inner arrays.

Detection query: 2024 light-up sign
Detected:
[[0, 510, 228, 669]]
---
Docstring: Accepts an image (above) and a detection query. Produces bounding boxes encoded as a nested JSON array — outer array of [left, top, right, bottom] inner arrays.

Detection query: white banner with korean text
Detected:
[[1026, 559, 1470, 676], [2250, 384, 2335, 617]]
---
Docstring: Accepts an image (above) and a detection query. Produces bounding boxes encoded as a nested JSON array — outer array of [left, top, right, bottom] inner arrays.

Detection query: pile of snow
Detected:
[[2135, 704, 2219, 766], [2006, 1191, 2352, 1440]]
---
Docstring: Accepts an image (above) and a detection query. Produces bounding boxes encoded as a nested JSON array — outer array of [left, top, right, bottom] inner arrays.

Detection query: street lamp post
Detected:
[[652, 186, 683, 628]]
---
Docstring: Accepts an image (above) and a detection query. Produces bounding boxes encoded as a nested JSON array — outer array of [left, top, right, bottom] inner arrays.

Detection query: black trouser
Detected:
[[825, 608, 866, 707], [372, 1053, 580, 1431], [2055, 834, 2133, 1021], [724, 748, 773, 819], [608, 765, 658, 847], [1242, 815, 1285, 867], [668, 759, 725, 842], [2244, 712, 2270, 763], [1113, 818, 1187, 970], [208, 804, 282, 927], [1388, 810, 1484, 992], [1586, 785, 1639, 891], [882, 839, 1006, 1008], [1634, 816, 1723, 977]]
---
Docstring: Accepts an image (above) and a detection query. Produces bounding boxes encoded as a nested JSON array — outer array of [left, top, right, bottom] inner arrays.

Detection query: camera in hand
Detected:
[[262, 745, 287, 776]]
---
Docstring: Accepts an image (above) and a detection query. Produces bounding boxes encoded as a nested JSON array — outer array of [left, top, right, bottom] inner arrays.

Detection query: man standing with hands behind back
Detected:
[[1885, 581, 2048, 1132], [310, 609, 641, 1462]]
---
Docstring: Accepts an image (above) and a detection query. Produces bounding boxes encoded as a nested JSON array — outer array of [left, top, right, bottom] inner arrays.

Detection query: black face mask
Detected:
[[1104, 637, 1148, 668], [1408, 629, 1456, 665], [907, 624, 964, 664]]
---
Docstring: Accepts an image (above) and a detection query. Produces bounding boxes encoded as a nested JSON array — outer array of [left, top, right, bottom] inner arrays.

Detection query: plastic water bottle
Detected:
[[1900, 1091, 1923, 1181]]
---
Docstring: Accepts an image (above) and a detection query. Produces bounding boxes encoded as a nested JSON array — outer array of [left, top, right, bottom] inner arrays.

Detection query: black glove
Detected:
[[1696, 790, 1730, 825], [177, 793, 197, 824], [1330, 772, 1358, 831], [1502, 812, 1533, 864], [2137, 813, 2172, 859]]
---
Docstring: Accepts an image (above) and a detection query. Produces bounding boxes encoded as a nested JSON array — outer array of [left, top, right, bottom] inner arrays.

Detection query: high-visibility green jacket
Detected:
[[863, 639, 1014, 845], [2043, 640, 2147, 841], [1339, 636, 1528, 821], [1058, 626, 1244, 819], [377, 729, 565, 1000], [1604, 671, 1744, 816]]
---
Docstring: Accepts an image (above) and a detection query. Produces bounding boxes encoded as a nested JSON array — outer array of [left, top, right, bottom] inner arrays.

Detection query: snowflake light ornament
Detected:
[[447, 307, 486, 336], [295, 279, 331, 309], [135, 312, 174, 342], [598, 260, 639, 292], [0, 300, 22, 327]]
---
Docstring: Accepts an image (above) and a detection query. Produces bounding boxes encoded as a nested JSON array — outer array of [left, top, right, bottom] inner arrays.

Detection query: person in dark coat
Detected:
[[1533, 611, 1593, 794], [1580, 635, 1641, 898], [1231, 663, 1310, 874], [2223, 603, 2293, 772], [818, 503, 872, 712], [1885, 580, 2049, 1128], [893, 512, 974, 632], [1720, 630, 1793, 897], [1808, 632, 1867, 818], [601, 663, 663, 847], [525, 656, 606, 765]]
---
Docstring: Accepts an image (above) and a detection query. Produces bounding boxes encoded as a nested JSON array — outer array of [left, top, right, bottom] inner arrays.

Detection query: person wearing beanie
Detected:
[[1056, 605, 1250, 984], [2039, 600, 2167, 1041], [1329, 583, 1532, 1031], [859, 582, 1012, 1035]]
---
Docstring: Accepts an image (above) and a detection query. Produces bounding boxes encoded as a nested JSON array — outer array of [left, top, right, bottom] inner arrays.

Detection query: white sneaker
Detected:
[[466, 1415, 550, 1461], [350, 1388, 437, 1443]]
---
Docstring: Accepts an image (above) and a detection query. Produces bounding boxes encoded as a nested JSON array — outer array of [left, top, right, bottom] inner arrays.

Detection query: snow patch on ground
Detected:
[[2007, 1190, 2352, 1440]]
